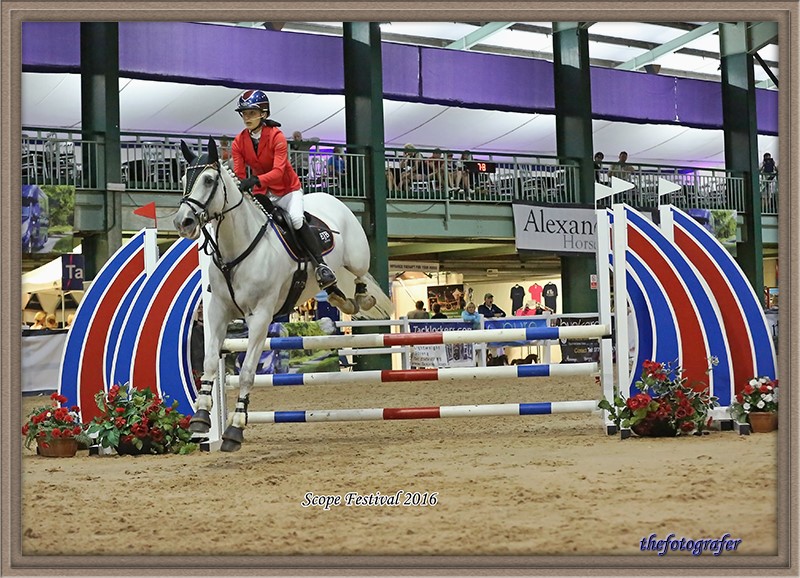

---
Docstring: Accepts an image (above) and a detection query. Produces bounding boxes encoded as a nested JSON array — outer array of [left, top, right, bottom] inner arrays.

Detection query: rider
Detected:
[[231, 89, 337, 290]]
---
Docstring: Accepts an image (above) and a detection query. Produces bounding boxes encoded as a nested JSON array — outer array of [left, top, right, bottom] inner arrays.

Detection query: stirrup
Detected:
[[315, 264, 337, 289]]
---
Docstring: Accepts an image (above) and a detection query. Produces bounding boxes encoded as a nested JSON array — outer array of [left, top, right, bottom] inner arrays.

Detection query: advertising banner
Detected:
[[408, 320, 475, 368], [512, 203, 597, 255], [555, 315, 605, 363]]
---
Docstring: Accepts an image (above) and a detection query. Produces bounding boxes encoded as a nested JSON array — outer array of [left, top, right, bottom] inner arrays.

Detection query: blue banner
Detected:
[[61, 253, 84, 291], [484, 317, 548, 346]]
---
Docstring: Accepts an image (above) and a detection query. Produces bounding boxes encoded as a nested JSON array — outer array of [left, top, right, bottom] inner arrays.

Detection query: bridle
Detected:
[[179, 160, 242, 227], [180, 159, 270, 316]]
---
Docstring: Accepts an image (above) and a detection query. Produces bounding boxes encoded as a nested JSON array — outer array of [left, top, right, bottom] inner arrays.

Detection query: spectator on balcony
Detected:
[[760, 152, 777, 180], [445, 151, 460, 193], [399, 144, 428, 193], [289, 131, 319, 182], [610, 151, 634, 180], [593, 151, 606, 183], [457, 150, 476, 199], [219, 136, 235, 171], [426, 148, 446, 191], [327, 146, 346, 187]]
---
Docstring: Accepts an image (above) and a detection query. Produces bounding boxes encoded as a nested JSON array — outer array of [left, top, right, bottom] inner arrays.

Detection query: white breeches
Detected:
[[270, 188, 305, 229]]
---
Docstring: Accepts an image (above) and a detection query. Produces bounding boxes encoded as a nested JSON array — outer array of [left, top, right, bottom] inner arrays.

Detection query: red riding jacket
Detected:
[[231, 125, 301, 197]]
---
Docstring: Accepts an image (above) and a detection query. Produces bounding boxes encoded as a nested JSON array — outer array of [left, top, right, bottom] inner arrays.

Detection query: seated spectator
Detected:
[[399, 144, 428, 193], [431, 303, 447, 319], [45, 314, 58, 330], [66, 313, 76, 327], [426, 148, 446, 191], [445, 151, 460, 193], [219, 136, 235, 171], [461, 302, 480, 329], [289, 131, 320, 182], [515, 302, 540, 316], [478, 293, 506, 318], [458, 150, 476, 198], [406, 300, 430, 319], [327, 146, 346, 188], [30, 311, 46, 330]]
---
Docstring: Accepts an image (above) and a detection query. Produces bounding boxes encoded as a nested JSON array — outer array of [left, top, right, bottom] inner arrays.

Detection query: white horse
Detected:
[[173, 138, 377, 451]]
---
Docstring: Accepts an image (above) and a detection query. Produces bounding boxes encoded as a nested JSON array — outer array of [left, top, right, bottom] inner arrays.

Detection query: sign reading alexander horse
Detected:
[[512, 203, 597, 254]]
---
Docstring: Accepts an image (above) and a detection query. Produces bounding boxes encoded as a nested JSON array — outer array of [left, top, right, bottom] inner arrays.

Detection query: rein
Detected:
[[181, 162, 269, 316]]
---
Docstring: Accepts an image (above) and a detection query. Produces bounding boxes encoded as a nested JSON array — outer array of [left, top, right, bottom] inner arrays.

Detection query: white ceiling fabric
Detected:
[[22, 72, 778, 168]]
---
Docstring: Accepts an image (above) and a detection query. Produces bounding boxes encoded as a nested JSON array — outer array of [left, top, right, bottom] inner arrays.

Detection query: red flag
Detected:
[[133, 201, 157, 221]]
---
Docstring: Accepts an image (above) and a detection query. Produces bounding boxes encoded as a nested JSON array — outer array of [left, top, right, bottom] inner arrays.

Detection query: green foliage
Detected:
[[41, 185, 75, 228], [710, 210, 737, 242], [599, 359, 719, 437], [88, 382, 198, 455]]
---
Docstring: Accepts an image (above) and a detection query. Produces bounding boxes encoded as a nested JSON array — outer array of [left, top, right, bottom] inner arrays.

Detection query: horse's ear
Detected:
[[207, 138, 219, 164], [180, 140, 196, 164]]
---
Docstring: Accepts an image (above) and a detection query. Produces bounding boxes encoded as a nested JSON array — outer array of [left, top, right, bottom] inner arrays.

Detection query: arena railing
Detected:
[[21, 127, 775, 215]]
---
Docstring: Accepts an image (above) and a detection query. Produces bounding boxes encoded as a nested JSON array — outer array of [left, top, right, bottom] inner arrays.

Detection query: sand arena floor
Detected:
[[20, 374, 778, 561]]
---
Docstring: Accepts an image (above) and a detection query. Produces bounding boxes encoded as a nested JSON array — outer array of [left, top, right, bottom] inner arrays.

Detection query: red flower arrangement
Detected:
[[22, 392, 90, 451], [88, 382, 197, 455], [599, 359, 719, 437]]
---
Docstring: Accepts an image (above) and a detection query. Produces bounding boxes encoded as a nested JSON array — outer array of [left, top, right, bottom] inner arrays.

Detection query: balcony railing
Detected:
[[21, 127, 778, 216]]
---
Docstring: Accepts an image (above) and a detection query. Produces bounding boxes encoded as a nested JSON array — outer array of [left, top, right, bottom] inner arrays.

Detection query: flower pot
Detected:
[[748, 412, 778, 433], [632, 419, 678, 438], [115, 438, 154, 455], [37, 438, 78, 457]]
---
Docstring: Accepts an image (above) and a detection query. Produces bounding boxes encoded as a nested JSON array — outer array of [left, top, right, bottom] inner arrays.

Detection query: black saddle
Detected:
[[257, 197, 335, 262]]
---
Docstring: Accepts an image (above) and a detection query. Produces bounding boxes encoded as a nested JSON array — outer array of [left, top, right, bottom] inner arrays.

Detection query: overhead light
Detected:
[[644, 64, 661, 75]]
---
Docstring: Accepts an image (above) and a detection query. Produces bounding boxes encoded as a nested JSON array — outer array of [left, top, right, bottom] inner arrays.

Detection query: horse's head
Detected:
[[173, 138, 239, 239]]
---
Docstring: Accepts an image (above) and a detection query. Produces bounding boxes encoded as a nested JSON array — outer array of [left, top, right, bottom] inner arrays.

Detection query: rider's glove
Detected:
[[238, 176, 260, 192]]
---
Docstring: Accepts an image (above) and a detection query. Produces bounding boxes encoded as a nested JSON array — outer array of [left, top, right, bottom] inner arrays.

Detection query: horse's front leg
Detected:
[[189, 296, 230, 434], [221, 307, 273, 452]]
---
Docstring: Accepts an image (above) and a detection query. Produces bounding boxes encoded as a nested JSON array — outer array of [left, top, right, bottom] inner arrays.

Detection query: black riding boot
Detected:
[[297, 221, 337, 289]]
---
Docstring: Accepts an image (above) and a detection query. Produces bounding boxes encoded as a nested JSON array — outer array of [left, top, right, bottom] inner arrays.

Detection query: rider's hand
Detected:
[[238, 176, 260, 192]]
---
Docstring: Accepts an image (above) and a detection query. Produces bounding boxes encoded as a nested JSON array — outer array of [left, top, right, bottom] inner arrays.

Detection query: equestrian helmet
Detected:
[[235, 90, 270, 115]]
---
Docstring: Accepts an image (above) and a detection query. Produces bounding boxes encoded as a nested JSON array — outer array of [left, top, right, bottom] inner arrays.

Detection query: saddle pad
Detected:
[[271, 211, 335, 262]]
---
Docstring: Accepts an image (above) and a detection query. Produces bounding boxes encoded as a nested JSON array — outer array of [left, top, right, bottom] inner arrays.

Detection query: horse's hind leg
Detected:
[[353, 276, 376, 311], [221, 309, 272, 452]]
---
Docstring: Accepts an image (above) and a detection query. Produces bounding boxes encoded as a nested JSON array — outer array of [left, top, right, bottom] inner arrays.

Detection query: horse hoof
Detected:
[[189, 411, 211, 433], [220, 439, 242, 452], [222, 424, 245, 448], [356, 294, 376, 311], [338, 298, 359, 315]]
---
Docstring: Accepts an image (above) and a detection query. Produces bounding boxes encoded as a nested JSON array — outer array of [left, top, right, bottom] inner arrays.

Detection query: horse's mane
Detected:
[[218, 162, 270, 217]]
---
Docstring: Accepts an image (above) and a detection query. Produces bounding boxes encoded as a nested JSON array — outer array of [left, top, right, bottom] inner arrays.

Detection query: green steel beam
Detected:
[[552, 21, 597, 315], [746, 21, 778, 53], [445, 22, 514, 50], [343, 22, 389, 296], [79, 22, 121, 281], [719, 23, 763, 294], [616, 22, 718, 71]]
